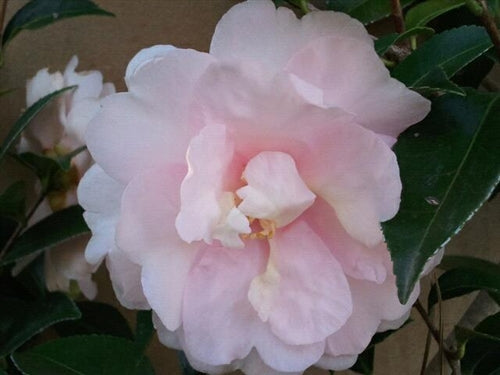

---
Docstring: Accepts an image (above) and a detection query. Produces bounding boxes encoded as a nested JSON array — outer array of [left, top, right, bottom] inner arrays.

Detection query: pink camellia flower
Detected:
[[15, 56, 115, 299], [78, 1, 432, 373]]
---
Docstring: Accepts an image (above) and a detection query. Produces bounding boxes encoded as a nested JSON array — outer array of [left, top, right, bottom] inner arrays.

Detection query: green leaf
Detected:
[[392, 26, 492, 90], [0, 182, 26, 222], [135, 310, 154, 353], [2, 0, 114, 47], [0, 86, 76, 163], [375, 27, 435, 56], [11, 335, 155, 375], [0, 217, 17, 250], [414, 67, 465, 96], [459, 313, 500, 375], [325, 0, 415, 24], [54, 302, 133, 340], [428, 256, 500, 308], [405, 0, 465, 29], [0, 292, 80, 357], [1, 205, 89, 265], [351, 346, 374, 374], [382, 90, 500, 304]]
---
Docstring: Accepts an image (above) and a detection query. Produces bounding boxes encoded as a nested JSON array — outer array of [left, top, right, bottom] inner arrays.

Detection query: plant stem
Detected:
[[419, 312, 433, 375], [391, 0, 405, 33], [414, 300, 461, 373], [0, 190, 47, 262], [0, 0, 7, 36], [477, 0, 500, 60]]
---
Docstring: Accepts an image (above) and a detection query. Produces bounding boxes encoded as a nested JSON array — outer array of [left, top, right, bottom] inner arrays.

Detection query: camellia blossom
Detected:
[[16, 56, 115, 299], [78, 1, 432, 374]]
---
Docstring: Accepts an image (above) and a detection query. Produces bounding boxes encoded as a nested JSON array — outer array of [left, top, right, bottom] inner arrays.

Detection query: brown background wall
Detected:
[[1, 1, 498, 374]]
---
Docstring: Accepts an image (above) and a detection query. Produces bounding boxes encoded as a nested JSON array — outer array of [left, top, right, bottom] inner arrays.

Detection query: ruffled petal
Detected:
[[210, 0, 370, 72], [285, 36, 431, 137], [250, 220, 352, 345], [86, 48, 214, 183]]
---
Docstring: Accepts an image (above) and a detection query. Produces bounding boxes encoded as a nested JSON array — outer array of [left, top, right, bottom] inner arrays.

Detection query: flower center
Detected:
[[241, 218, 276, 240]]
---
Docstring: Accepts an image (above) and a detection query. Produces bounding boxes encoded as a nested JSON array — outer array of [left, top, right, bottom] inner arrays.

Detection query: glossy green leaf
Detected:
[[459, 313, 500, 375], [382, 90, 500, 304], [2, 0, 113, 47], [428, 256, 500, 308], [0, 182, 26, 222], [0, 86, 75, 163], [54, 302, 133, 340], [1, 205, 89, 265], [135, 310, 154, 353], [392, 26, 492, 90], [325, 0, 414, 24], [12, 335, 155, 375], [414, 67, 465, 96], [405, 0, 465, 29], [375, 27, 435, 55], [0, 292, 80, 357]]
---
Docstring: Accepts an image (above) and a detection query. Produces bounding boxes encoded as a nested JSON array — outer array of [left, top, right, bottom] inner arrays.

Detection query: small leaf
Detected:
[[14, 152, 62, 191], [135, 310, 154, 353], [178, 351, 206, 375], [2, 0, 114, 47], [459, 313, 500, 374], [428, 256, 500, 308], [0, 292, 80, 357], [1, 205, 89, 265], [405, 0, 465, 29], [392, 26, 492, 90], [375, 27, 435, 56], [414, 67, 465, 96], [382, 90, 500, 303], [11, 335, 155, 375], [350, 346, 374, 374], [0, 86, 75, 163], [325, 0, 415, 24], [54, 302, 133, 340], [0, 182, 26, 222]]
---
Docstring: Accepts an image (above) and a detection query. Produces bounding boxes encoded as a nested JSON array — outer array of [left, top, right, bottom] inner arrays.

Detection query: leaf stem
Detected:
[[390, 0, 405, 33], [476, 0, 500, 60], [0, 189, 47, 262]]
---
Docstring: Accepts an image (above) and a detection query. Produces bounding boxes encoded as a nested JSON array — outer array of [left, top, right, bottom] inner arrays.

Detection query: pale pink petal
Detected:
[[175, 125, 244, 244], [237, 151, 315, 227], [63, 56, 103, 104], [210, 1, 369, 72], [86, 48, 214, 183], [251, 220, 352, 345], [304, 198, 387, 284], [285, 36, 431, 137], [153, 313, 182, 350], [107, 246, 149, 310], [125, 45, 175, 80], [377, 309, 411, 332], [116, 164, 188, 265], [182, 241, 267, 365], [239, 350, 302, 375], [315, 354, 357, 371], [64, 98, 100, 145], [78, 165, 124, 264]]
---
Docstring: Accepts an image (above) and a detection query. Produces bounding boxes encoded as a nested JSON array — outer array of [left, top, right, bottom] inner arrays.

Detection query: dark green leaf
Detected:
[[350, 346, 374, 374], [11, 335, 154, 375], [135, 310, 154, 353], [0, 86, 75, 163], [1, 205, 89, 265], [0, 217, 17, 250], [15, 253, 46, 298], [326, 0, 414, 24], [375, 27, 435, 56], [54, 302, 133, 340], [56, 145, 87, 171], [414, 67, 465, 96], [392, 26, 492, 90], [382, 90, 500, 303], [459, 313, 500, 375], [0, 182, 26, 222], [178, 351, 206, 375], [0, 292, 80, 357], [0, 88, 16, 97], [2, 0, 113, 47], [405, 0, 465, 29], [428, 256, 500, 308]]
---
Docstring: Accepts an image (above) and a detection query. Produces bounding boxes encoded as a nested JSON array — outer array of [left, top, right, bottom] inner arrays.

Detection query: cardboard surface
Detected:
[[1, 1, 498, 374]]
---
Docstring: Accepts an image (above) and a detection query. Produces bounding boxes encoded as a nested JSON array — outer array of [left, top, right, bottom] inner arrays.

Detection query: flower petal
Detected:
[[86, 48, 214, 183], [285, 36, 431, 137], [251, 220, 352, 345]]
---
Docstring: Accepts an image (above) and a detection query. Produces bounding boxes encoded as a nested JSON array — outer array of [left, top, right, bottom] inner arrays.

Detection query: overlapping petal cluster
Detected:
[[78, 2, 431, 373], [17, 56, 115, 298]]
